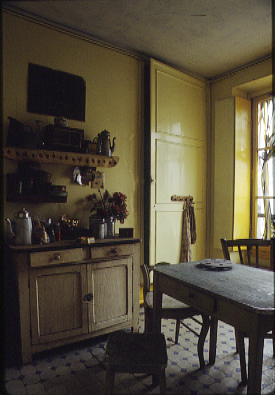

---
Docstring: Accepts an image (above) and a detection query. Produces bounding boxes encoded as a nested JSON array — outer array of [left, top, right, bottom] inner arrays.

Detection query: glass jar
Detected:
[[106, 216, 115, 238]]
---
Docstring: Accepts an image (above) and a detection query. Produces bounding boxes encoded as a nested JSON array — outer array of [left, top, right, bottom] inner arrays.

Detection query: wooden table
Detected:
[[153, 260, 274, 395]]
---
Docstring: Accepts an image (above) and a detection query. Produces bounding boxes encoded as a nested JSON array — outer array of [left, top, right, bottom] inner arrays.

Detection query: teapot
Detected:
[[93, 133, 102, 154], [99, 130, 116, 157], [6, 208, 32, 245]]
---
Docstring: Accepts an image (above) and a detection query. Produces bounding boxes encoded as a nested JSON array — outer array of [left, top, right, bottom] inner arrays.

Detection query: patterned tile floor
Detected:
[[4, 307, 275, 394]]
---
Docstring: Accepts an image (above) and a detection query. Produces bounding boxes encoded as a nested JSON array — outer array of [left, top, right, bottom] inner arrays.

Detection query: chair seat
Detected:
[[105, 331, 167, 372], [145, 291, 197, 312]]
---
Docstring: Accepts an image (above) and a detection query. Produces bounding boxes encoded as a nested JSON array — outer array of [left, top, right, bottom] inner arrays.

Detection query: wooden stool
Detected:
[[104, 331, 168, 394]]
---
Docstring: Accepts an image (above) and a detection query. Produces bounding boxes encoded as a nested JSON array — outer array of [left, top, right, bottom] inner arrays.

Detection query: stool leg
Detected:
[[105, 366, 115, 395], [175, 319, 180, 344], [159, 369, 167, 394]]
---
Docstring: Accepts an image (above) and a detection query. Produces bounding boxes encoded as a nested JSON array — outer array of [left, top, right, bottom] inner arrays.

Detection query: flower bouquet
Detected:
[[88, 190, 129, 224]]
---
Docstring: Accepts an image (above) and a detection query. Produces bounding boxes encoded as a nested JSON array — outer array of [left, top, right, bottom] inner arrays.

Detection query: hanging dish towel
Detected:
[[190, 204, 197, 244], [180, 205, 192, 262], [180, 202, 197, 262]]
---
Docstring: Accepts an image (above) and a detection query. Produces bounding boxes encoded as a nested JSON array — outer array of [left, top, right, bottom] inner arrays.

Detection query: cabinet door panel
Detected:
[[87, 258, 133, 332], [30, 265, 88, 344]]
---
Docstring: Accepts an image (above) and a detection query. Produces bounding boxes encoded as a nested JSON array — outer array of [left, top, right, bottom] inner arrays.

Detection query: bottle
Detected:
[[35, 120, 44, 149], [55, 223, 61, 241], [46, 219, 55, 243]]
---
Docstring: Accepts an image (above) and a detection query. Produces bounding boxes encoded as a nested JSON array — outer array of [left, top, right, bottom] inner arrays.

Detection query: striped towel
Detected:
[[180, 203, 196, 262]]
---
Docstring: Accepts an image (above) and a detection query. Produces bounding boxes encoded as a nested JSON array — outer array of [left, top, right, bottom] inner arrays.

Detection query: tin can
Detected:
[[98, 223, 105, 239], [89, 216, 105, 239]]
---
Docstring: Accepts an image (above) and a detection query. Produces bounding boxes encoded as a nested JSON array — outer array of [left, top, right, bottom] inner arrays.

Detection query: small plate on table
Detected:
[[196, 259, 233, 271]]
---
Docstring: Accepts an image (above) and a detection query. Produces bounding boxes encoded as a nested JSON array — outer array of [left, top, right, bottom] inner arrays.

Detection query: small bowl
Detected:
[[54, 117, 68, 127]]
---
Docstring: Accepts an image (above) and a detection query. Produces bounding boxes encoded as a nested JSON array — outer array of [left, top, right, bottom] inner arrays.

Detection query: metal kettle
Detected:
[[6, 208, 32, 245], [100, 130, 116, 157]]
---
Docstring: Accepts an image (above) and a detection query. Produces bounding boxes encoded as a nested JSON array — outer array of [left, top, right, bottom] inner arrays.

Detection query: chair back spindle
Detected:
[[220, 238, 274, 270]]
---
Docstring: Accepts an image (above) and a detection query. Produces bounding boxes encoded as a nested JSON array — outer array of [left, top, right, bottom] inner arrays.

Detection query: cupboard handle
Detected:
[[54, 254, 61, 260], [83, 293, 93, 303]]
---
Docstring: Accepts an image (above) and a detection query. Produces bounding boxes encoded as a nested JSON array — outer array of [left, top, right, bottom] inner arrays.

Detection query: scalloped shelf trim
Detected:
[[4, 147, 119, 168]]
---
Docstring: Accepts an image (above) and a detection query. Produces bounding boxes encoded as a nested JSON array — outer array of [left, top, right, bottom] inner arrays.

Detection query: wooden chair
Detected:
[[220, 238, 275, 383], [141, 262, 210, 369], [221, 238, 274, 271], [104, 331, 168, 394]]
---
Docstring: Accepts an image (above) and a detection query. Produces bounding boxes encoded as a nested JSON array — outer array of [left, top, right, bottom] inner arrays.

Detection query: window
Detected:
[[252, 95, 275, 239]]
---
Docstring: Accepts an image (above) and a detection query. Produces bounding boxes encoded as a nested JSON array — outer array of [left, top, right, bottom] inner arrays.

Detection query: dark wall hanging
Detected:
[[27, 63, 86, 121]]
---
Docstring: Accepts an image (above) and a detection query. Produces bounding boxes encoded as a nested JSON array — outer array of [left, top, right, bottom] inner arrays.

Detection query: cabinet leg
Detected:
[[105, 367, 115, 395]]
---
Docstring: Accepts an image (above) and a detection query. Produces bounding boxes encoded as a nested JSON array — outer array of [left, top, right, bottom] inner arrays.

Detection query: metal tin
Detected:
[[98, 223, 105, 239]]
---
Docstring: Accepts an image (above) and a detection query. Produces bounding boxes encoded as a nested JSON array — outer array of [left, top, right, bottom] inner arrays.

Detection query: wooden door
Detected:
[[147, 60, 207, 266], [87, 258, 133, 332], [30, 265, 88, 344]]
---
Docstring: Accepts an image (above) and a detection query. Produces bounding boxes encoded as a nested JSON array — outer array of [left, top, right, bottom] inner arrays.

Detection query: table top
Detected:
[[154, 260, 274, 313]]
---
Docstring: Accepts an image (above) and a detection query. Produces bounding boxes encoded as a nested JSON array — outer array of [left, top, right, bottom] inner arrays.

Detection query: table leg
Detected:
[[198, 314, 210, 369], [153, 273, 163, 333], [209, 317, 218, 365], [152, 272, 163, 386], [247, 331, 264, 395], [235, 329, 247, 385]]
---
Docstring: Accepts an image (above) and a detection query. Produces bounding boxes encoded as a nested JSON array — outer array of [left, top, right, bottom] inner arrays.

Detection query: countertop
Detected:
[[8, 237, 141, 252]]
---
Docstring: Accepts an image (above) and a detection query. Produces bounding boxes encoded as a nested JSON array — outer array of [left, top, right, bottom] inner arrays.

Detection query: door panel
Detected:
[[157, 71, 206, 139], [87, 258, 133, 332], [155, 205, 205, 264], [156, 138, 204, 203], [149, 60, 207, 266], [30, 265, 88, 344], [234, 97, 251, 239], [213, 97, 251, 250]]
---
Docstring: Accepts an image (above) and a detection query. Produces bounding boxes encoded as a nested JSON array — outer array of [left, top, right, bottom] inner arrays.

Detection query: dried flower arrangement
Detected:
[[88, 190, 129, 224]]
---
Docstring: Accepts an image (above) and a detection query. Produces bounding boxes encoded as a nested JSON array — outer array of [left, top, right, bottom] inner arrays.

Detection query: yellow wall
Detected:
[[3, 11, 273, 261], [209, 59, 272, 257], [3, 12, 143, 238]]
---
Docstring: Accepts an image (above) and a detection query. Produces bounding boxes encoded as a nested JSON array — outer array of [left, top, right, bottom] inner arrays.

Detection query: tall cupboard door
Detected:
[[87, 258, 133, 332], [29, 265, 88, 344], [146, 60, 207, 266]]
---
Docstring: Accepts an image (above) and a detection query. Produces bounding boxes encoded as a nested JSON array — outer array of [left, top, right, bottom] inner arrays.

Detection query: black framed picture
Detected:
[[27, 63, 86, 121]]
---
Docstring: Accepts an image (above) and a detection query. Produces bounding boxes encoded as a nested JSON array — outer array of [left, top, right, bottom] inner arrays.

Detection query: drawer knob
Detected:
[[111, 248, 117, 254], [83, 293, 93, 303], [54, 254, 61, 260]]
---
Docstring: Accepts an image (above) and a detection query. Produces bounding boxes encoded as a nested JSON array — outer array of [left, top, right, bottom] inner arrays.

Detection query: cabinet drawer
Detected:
[[30, 248, 89, 267], [183, 287, 215, 314], [91, 244, 133, 260]]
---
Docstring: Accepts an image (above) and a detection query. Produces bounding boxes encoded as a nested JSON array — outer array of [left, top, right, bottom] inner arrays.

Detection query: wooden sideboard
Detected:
[[6, 238, 140, 365]]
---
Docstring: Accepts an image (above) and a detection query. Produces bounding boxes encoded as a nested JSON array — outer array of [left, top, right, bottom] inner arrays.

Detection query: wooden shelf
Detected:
[[6, 194, 67, 204], [3, 147, 119, 168]]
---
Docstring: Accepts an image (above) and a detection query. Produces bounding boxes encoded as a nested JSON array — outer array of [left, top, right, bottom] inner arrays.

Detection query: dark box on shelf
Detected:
[[43, 125, 84, 152], [119, 228, 134, 238]]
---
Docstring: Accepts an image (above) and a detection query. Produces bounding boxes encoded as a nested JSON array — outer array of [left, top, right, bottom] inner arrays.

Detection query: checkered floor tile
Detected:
[[4, 308, 275, 394]]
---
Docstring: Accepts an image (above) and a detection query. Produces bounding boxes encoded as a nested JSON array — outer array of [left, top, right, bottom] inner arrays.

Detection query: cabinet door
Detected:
[[87, 258, 133, 332], [30, 265, 88, 344]]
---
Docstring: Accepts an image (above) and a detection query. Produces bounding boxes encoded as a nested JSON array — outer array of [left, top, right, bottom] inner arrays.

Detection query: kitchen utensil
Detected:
[[99, 130, 116, 156], [7, 117, 36, 148], [6, 208, 32, 245]]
